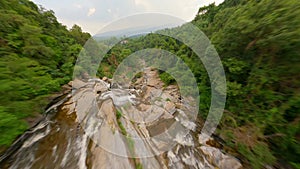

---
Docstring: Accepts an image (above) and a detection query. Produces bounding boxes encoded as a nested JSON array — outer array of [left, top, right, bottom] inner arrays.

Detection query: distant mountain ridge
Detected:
[[94, 18, 184, 39]]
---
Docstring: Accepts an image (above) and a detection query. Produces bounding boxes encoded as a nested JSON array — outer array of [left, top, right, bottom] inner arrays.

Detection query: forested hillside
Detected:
[[96, 0, 300, 168], [0, 0, 92, 149], [193, 0, 300, 168], [0, 0, 299, 168], [194, 1, 300, 168]]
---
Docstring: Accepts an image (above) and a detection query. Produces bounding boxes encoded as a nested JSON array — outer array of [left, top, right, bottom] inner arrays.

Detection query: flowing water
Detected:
[[0, 69, 242, 169]]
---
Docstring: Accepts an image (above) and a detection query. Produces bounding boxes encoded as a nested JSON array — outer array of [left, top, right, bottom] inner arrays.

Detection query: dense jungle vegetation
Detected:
[[0, 0, 299, 168], [0, 0, 92, 149]]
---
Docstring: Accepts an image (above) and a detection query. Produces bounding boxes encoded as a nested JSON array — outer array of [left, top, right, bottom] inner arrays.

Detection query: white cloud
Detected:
[[87, 8, 96, 17]]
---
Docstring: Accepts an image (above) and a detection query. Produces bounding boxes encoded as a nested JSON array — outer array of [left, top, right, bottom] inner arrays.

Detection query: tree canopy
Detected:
[[0, 0, 93, 150], [0, 0, 299, 168]]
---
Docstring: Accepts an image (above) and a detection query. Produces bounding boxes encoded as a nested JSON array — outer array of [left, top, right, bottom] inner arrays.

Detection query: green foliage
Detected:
[[159, 72, 176, 86], [237, 142, 275, 169], [0, 0, 299, 168], [0, 106, 28, 146], [136, 163, 143, 169], [116, 110, 122, 120], [196, 0, 300, 168], [0, 0, 92, 150], [94, 0, 300, 168], [291, 163, 300, 169]]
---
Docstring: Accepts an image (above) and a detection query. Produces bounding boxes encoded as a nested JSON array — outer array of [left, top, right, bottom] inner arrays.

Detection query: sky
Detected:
[[31, 0, 224, 35]]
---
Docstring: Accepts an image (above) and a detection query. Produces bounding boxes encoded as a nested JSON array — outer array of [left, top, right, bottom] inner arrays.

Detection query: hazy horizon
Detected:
[[30, 0, 224, 35]]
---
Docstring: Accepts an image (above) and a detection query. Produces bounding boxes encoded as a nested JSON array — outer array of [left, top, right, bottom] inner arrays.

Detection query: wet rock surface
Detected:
[[0, 69, 242, 169]]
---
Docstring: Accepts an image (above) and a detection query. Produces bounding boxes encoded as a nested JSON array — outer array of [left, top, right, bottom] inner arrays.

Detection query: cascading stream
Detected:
[[0, 69, 242, 169]]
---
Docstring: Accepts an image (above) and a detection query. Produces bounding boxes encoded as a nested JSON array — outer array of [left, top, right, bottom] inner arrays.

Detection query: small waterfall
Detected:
[[0, 69, 242, 169]]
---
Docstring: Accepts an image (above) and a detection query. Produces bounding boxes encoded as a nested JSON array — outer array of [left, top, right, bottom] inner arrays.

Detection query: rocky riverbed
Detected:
[[0, 68, 242, 169]]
